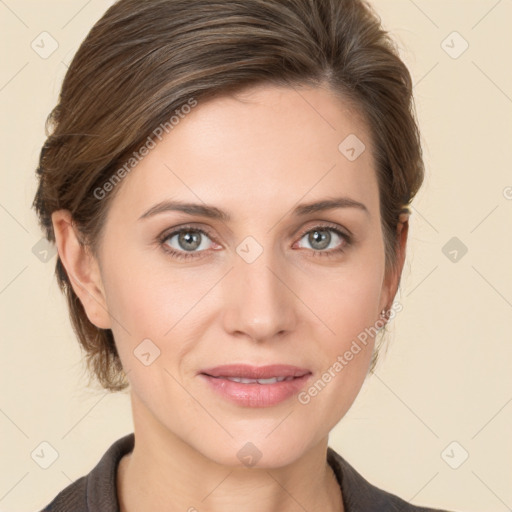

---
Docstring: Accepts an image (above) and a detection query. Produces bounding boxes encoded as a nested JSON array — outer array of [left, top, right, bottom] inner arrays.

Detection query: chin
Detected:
[[197, 430, 315, 470]]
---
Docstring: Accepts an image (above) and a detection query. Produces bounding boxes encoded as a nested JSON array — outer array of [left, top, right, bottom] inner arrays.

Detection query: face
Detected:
[[57, 83, 405, 468]]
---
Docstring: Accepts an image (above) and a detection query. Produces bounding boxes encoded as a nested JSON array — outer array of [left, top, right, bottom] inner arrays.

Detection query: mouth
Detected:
[[198, 364, 312, 407], [199, 364, 311, 381], [204, 375, 299, 384]]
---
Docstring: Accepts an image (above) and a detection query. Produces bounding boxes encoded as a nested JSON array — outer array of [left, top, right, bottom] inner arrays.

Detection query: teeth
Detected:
[[257, 377, 281, 384], [224, 376, 294, 384]]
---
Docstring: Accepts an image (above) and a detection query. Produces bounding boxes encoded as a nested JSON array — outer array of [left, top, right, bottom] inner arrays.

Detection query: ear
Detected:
[[379, 212, 409, 322], [51, 210, 112, 329]]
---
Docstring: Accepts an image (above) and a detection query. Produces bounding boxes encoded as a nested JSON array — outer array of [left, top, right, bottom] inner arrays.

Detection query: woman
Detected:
[[33, 0, 456, 510]]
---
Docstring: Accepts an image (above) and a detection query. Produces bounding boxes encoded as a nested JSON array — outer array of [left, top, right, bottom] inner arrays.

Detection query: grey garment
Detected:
[[40, 433, 455, 512]]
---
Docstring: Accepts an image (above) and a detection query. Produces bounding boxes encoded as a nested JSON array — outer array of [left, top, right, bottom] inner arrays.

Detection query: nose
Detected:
[[222, 246, 298, 343]]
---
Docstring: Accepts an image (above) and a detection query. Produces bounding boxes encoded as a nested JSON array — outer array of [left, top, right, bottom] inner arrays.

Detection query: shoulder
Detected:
[[39, 433, 134, 512], [327, 446, 456, 512], [39, 476, 87, 511]]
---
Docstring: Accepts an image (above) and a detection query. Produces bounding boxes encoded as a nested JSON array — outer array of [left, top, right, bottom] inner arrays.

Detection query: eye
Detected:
[[159, 226, 217, 261], [295, 224, 351, 257], [158, 223, 352, 261]]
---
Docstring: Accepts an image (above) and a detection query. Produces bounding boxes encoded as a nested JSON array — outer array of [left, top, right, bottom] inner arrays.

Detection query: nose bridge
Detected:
[[223, 238, 296, 341]]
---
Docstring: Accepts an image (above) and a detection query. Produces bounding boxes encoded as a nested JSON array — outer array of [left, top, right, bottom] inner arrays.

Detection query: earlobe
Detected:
[[51, 210, 112, 330]]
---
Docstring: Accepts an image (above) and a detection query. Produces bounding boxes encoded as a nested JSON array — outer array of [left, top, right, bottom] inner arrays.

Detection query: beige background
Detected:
[[1, 1, 511, 511]]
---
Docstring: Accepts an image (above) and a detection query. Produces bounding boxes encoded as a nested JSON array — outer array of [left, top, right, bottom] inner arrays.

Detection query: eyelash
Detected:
[[158, 223, 352, 261]]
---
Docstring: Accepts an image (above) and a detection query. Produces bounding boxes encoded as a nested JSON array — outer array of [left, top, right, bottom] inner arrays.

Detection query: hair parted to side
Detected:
[[32, 0, 424, 392]]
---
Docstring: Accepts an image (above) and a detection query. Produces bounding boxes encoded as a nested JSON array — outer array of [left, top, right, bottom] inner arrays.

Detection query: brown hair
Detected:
[[33, 0, 424, 391]]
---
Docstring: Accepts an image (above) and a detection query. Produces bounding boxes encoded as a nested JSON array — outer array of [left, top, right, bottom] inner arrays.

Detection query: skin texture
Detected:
[[52, 83, 408, 512]]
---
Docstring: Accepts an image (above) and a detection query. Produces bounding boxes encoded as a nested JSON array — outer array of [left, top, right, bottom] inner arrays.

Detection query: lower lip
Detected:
[[199, 374, 311, 407]]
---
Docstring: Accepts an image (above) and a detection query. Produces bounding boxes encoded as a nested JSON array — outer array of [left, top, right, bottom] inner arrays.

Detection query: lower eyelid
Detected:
[[160, 225, 350, 258]]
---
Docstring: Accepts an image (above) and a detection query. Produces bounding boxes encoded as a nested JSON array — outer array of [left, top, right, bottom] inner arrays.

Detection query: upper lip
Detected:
[[200, 364, 311, 379]]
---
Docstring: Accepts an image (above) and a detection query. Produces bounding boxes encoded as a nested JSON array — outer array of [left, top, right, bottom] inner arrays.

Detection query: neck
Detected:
[[117, 394, 344, 512]]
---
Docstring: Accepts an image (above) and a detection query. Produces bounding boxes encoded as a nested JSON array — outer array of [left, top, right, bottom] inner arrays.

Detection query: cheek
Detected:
[[296, 250, 385, 418], [300, 299, 379, 434], [99, 246, 219, 387], [100, 245, 202, 336], [308, 253, 385, 346]]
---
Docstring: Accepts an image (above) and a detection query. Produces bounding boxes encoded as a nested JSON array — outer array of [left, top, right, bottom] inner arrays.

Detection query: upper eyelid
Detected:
[[160, 222, 351, 247], [159, 224, 216, 243], [297, 222, 350, 237]]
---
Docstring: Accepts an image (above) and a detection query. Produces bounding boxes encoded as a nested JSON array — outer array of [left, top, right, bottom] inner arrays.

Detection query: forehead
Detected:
[[107, 83, 378, 224]]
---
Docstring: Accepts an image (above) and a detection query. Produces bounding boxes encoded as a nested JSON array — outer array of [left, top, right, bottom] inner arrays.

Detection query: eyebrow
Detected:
[[138, 196, 370, 222]]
